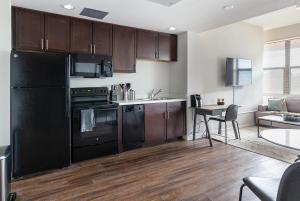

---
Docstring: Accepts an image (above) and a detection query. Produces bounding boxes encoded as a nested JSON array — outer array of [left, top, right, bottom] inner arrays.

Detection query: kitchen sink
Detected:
[[153, 97, 175, 100], [137, 98, 175, 101]]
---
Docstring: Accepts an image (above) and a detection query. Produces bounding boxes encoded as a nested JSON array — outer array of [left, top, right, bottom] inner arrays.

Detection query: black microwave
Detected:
[[70, 54, 113, 78]]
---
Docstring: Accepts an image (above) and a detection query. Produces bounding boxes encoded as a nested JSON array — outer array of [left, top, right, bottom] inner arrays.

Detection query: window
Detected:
[[263, 38, 300, 97], [263, 69, 284, 94], [291, 68, 300, 94], [263, 42, 285, 68], [263, 41, 285, 95], [290, 39, 300, 95]]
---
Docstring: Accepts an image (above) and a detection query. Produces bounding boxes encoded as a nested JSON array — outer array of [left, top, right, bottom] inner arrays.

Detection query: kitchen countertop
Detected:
[[114, 98, 187, 106]]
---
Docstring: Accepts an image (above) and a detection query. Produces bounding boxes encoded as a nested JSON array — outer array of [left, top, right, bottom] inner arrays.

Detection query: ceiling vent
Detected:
[[80, 8, 108, 20], [147, 0, 183, 7]]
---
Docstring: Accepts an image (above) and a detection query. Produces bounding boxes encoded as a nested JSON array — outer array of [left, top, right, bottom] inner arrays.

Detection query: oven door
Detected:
[[72, 106, 118, 147]]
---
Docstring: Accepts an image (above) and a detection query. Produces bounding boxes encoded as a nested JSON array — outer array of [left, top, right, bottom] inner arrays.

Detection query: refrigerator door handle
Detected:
[[66, 90, 70, 119], [41, 39, 44, 50], [46, 39, 49, 51], [69, 55, 74, 76]]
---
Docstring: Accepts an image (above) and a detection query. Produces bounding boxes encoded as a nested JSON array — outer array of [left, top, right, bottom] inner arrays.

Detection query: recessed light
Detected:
[[62, 4, 75, 10], [169, 26, 176, 31], [223, 5, 234, 10]]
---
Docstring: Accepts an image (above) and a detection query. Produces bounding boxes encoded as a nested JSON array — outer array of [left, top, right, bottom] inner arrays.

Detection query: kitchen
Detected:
[[11, 6, 187, 179]]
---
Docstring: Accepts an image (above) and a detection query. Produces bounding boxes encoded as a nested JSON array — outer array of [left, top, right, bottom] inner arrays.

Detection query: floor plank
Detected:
[[11, 140, 289, 201]]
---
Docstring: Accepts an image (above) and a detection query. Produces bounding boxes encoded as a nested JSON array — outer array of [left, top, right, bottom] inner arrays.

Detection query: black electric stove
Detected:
[[71, 87, 119, 162]]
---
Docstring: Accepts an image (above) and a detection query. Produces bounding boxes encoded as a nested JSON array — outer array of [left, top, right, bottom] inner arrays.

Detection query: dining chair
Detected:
[[209, 104, 240, 144], [239, 161, 300, 201]]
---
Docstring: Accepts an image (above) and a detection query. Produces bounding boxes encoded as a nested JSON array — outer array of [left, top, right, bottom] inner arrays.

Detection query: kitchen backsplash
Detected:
[[70, 60, 171, 99]]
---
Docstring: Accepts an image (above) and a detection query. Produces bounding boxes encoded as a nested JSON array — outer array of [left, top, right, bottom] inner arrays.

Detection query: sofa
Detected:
[[256, 97, 300, 127]]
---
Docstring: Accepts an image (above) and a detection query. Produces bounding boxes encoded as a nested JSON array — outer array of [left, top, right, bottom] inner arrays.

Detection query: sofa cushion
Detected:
[[286, 98, 300, 113]]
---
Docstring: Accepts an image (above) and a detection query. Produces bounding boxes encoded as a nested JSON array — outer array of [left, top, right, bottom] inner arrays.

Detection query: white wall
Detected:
[[169, 32, 188, 98], [265, 23, 300, 42], [186, 22, 264, 138], [0, 0, 11, 146]]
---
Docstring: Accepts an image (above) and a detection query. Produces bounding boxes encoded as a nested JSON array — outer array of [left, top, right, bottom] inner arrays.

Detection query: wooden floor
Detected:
[[11, 140, 289, 201]]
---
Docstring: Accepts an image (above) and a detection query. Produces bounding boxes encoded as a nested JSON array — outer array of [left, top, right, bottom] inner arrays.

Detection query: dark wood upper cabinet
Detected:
[[136, 30, 177, 62], [166, 102, 186, 140], [45, 14, 70, 52], [93, 22, 113, 56], [113, 25, 136, 73], [137, 30, 158, 60], [14, 8, 44, 51], [13, 6, 178, 71], [158, 33, 177, 62], [70, 18, 93, 54], [145, 103, 166, 146]]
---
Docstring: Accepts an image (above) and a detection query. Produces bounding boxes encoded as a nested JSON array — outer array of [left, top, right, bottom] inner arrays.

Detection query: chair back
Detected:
[[276, 161, 300, 201], [225, 104, 238, 121]]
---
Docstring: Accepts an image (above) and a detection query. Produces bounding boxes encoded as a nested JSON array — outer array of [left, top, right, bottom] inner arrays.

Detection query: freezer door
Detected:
[[11, 51, 68, 88], [11, 88, 70, 178]]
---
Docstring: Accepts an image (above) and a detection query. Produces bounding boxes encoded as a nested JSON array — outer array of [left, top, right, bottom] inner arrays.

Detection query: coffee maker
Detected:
[[190, 94, 202, 108]]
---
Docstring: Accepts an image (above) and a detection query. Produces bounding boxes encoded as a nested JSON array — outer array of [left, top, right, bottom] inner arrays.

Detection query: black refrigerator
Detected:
[[11, 51, 71, 178]]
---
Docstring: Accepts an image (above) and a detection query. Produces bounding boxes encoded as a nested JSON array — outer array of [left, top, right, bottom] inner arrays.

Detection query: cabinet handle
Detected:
[[167, 111, 170, 120], [155, 51, 157, 59], [93, 44, 96, 54], [46, 39, 49, 50], [41, 39, 44, 50], [164, 112, 167, 119], [90, 44, 93, 54]]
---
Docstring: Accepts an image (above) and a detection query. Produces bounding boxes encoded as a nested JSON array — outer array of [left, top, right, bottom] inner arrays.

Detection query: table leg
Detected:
[[257, 119, 260, 138], [295, 154, 300, 162], [203, 114, 213, 147], [232, 121, 238, 139], [218, 121, 222, 135], [193, 110, 197, 141], [218, 113, 222, 135]]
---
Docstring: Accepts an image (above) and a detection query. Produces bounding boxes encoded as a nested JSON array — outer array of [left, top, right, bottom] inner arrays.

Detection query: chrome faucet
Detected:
[[150, 89, 163, 100]]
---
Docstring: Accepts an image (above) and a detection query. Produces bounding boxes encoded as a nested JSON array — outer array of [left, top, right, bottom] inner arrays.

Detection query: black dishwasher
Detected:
[[122, 105, 145, 151]]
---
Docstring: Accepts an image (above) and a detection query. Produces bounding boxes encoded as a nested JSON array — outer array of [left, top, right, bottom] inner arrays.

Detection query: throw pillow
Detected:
[[268, 98, 283, 111]]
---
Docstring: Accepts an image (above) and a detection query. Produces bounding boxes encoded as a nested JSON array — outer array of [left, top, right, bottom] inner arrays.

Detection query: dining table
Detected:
[[192, 104, 229, 147]]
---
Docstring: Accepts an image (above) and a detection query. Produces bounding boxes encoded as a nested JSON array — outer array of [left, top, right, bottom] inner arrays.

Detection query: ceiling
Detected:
[[12, 0, 298, 33], [245, 6, 300, 30]]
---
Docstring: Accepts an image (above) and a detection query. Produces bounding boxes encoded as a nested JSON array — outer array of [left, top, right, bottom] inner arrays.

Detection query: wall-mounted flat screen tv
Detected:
[[225, 58, 252, 86]]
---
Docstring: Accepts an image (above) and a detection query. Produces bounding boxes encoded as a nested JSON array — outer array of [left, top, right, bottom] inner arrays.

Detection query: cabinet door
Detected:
[[158, 33, 177, 61], [137, 30, 158, 60], [166, 101, 186, 140], [14, 8, 44, 51], [93, 22, 112, 56], [45, 14, 70, 52], [70, 18, 93, 54], [145, 103, 166, 146], [113, 25, 136, 73]]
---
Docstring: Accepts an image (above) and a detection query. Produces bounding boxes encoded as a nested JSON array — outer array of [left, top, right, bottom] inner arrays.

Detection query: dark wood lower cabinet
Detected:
[[166, 102, 186, 140], [145, 103, 166, 146], [144, 101, 186, 146]]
